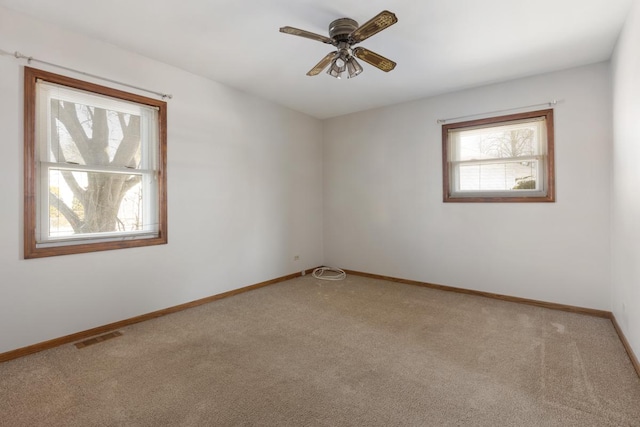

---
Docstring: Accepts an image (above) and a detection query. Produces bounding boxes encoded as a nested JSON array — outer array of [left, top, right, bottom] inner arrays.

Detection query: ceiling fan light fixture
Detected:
[[327, 56, 347, 79], [327, 67, 341, 79], [346, 57, 363, 78]]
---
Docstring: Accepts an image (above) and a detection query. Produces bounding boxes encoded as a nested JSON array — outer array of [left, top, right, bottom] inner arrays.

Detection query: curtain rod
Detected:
[[436, 100, 558, 124], [0, 48, 172, 100]]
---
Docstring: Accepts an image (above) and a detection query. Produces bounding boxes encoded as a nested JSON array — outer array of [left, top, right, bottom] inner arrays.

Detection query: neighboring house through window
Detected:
[[442, 109, 555, 202], [24, 67, 167, 258]]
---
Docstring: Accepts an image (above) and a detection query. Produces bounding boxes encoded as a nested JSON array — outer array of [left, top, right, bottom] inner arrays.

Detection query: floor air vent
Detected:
[[74, 331, 122, 349]]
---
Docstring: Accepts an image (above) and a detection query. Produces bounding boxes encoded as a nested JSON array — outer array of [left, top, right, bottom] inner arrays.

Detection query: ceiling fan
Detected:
[[279, 10, 398, 79]]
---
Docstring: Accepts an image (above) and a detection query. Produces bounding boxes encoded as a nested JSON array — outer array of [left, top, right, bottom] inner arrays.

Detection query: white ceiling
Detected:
[[0, 0, 633, 118]]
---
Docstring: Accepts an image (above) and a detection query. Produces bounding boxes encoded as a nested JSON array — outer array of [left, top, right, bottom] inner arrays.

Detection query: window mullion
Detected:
[[452, 155, 544, 167], [41, 161, 153, 175]]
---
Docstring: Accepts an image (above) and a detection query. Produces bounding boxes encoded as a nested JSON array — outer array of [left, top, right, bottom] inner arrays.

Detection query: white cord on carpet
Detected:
[[312, 266, 346, 281]]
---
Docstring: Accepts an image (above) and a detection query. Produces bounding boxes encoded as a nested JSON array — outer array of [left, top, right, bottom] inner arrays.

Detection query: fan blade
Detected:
[[352, 47, 396, 72], [350, 10, 397, 43], [307, 52, 338, 76], [279, 26, 334, 44]]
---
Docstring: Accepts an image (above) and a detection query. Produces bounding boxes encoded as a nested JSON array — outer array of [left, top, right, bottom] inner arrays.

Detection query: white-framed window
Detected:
[[442, 109, 555, 202], [24, 67, 167, 258]]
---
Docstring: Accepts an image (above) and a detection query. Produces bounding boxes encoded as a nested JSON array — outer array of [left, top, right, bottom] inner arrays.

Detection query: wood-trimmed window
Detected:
[[24, 67, 167, 258], [442, 109, 555, 203]]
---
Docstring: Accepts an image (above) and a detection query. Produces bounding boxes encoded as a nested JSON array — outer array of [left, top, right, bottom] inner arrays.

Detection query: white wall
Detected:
[[611, 0, 640, 359], [0, 6, 324, 354], [324, 63, 612, 310]]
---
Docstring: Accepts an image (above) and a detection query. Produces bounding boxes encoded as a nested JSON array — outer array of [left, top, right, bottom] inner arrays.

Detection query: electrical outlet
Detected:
[[294, 255, 300, 261]]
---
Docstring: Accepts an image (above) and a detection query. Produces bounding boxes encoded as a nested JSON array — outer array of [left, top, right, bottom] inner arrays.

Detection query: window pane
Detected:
[[456, 123, 540, 161], [49, 99, 142, 168], [48, 169, 150, 238], [458, 160, 539, 191]]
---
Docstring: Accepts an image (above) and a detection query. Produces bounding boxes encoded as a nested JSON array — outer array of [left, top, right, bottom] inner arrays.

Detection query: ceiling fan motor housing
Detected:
[[329, 18, 358, 42]]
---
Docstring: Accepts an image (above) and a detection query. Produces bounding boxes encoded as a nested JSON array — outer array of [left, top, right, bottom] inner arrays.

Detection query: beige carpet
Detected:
[[1, 274, 639, 426]]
